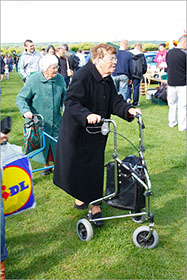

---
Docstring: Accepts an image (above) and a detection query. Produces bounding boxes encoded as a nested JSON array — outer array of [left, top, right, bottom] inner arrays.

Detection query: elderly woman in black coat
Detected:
[[53, 43, 141, 226]]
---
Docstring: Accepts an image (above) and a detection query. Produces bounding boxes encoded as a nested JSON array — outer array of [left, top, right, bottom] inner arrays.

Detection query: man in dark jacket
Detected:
[[166, 35, 187, 131], [112, 40, 133, 101], [127, 43, 147, 106], [53, 44, 141, 226]]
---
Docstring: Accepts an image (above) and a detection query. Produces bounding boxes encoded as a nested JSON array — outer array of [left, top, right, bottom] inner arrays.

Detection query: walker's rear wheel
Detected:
[[130, 210, 146, 224], [133, 226, 159, 249], [77, 218, 93, 241]]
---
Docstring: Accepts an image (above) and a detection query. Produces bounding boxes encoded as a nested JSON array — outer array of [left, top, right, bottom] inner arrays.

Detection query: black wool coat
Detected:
[[53, 61, 134, 204]]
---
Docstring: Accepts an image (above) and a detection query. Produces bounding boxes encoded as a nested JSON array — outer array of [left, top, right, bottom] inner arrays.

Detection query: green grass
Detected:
[[1, 71, 186, 280]]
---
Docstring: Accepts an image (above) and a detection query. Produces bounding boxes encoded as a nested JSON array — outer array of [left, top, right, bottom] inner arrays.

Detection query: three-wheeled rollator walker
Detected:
[[76, 114, 159, 249]]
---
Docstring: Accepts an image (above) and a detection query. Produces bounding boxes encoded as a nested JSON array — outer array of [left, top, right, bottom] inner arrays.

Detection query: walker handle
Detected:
[[136, 114, 145, 129], [33, 114, 45, 127]]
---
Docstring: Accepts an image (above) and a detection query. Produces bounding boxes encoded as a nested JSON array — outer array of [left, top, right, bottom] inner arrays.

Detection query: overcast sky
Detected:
[[1, 1, 186, 44]]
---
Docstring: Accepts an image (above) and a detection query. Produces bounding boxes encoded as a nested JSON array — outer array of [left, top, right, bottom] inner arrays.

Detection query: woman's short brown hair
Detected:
[[90, 44, 117, 61]]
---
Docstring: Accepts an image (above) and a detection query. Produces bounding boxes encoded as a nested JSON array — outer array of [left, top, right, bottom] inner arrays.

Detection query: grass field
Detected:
[[1, 70, 186, 280]]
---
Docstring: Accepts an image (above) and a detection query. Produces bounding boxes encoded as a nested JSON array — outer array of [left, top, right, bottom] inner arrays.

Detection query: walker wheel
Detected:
[[76, 218, 93, 241], [133, 226, 159, 249], [130, 210, 146, 224]]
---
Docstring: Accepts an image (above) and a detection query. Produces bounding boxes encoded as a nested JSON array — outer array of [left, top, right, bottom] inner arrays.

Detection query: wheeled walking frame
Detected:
[[76, 114, 159, 249]]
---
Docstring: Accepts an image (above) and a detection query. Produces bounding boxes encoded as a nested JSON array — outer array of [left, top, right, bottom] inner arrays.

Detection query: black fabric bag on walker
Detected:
[[105, 155, 145, 211]]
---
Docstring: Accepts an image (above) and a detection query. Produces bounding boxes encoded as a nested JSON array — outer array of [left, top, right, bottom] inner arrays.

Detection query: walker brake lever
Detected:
[[101, 118, 110, 135]]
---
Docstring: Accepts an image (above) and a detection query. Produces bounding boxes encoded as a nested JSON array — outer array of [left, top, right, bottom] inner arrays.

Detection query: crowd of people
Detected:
[[0, 55, 14, 81], [1, 35, 186, 279], [0, 42, 85, 85]]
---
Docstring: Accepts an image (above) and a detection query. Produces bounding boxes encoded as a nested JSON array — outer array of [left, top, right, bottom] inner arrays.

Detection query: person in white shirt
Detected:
[[76, 49, 86, 69], [18, 39, 42, 83]]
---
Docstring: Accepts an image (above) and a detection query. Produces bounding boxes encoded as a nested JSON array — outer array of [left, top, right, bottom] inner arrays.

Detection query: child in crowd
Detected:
[[5, 64, 9, 80]]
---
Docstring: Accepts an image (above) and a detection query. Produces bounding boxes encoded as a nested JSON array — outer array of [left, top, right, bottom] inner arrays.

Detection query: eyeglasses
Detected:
[[104, 56, 117, 63], [49, 65, 59, 70]]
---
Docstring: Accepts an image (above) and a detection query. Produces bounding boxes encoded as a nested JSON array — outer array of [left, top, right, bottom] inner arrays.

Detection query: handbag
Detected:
[[1, 116, 12, 134], [154, 83, 167, 102], [23, 117, 41, 154], [66, 57, 74, 77]]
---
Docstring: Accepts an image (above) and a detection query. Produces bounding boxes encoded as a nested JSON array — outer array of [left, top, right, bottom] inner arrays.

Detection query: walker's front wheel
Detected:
[[133, 226, 159, 249], [77, 218, 93, 241]]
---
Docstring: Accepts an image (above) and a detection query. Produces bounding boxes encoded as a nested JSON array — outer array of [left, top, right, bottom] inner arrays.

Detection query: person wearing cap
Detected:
[[16, 54, 66, 175]]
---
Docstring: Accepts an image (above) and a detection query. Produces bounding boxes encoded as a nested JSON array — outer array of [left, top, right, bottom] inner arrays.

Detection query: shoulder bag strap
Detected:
[[66, 57, 70, 70]]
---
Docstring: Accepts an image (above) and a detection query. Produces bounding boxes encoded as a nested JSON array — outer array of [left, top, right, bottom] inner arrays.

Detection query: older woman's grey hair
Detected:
[[40, 54, 58, 72]]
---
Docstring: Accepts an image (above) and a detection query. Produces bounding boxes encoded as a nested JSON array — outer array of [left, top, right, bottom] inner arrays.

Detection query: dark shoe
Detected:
[[91, 212, 104, 227], [41, 168, 53, 176], [74, 202, 88, 210]]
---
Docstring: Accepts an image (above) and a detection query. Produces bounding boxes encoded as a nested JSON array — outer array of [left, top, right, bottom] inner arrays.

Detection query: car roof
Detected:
[[144, 51, 157, 56]]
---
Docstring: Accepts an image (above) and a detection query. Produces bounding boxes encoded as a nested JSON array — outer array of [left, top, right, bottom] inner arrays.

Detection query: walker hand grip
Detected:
[[33, 114, 45, 127], [101, 120, 110, 135], [136, 114, 145, 129]]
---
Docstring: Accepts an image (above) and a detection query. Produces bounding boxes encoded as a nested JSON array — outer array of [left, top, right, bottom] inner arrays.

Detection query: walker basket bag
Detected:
[[105, 155, 145, 211], [23, 118, 41, 155]]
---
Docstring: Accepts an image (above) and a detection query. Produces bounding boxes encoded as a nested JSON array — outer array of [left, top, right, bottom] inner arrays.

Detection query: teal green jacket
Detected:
[[16, 71, 66, 164]]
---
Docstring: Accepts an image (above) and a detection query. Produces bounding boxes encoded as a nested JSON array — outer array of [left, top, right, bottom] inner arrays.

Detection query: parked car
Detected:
[[144, 51, 157, 72]]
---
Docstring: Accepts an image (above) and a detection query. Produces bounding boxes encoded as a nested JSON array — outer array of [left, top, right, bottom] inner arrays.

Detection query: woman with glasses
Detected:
[[53, 44, 141, 225], [16, 55, 66, 176]]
